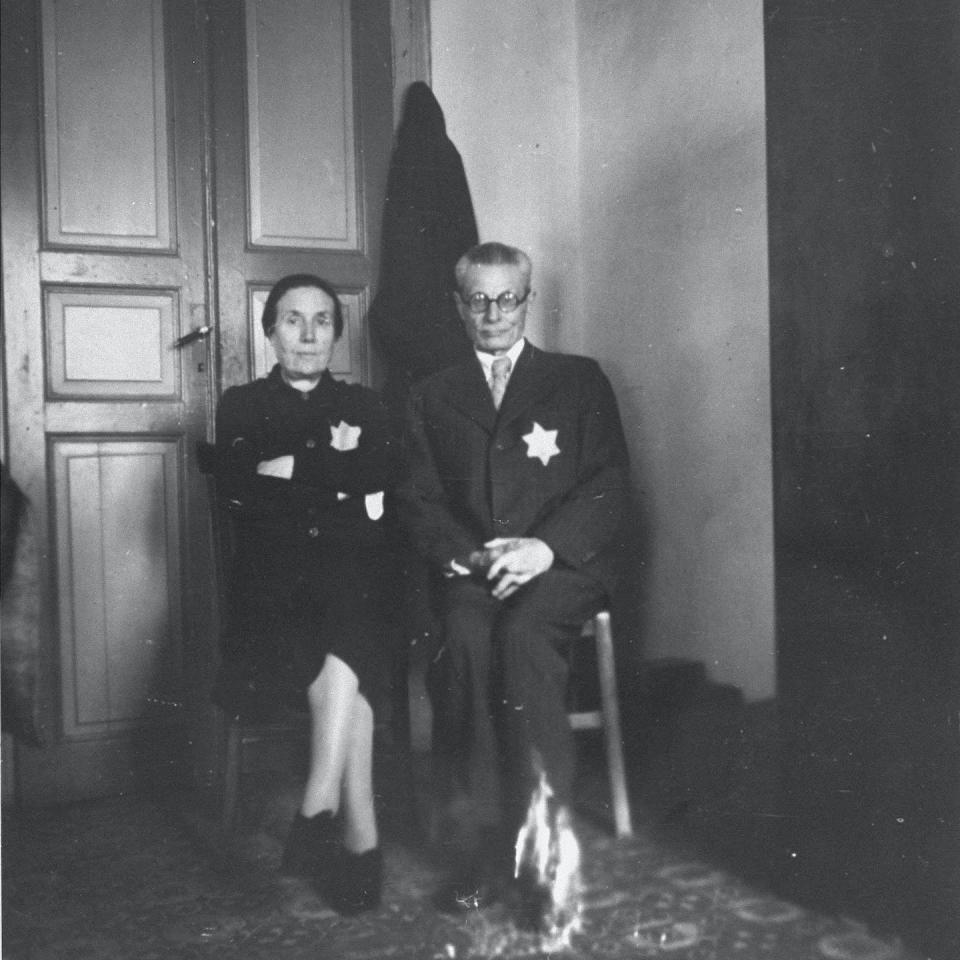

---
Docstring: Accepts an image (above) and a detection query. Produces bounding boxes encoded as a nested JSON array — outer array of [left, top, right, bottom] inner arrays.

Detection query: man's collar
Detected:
[[474, 337, 526, 374]]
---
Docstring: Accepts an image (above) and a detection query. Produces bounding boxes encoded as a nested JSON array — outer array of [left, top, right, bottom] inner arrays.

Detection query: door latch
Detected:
[[173, 325, 212, 348]]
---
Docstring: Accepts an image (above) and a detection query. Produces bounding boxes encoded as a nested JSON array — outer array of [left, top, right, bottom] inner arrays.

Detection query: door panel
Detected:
[[52, 439, 182, 733], [40, 0, 173, 249], [3, 0, 212, 804], [45, 289, 180, 399], [244, 0, 359, 249]]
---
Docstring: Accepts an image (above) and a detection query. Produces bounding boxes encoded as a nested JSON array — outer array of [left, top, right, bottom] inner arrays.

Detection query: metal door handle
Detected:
[[173, 325, 212, 348]]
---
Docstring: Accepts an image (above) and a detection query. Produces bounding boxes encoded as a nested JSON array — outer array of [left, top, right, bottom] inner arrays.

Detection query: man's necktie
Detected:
[[490, 356, 512, 409]]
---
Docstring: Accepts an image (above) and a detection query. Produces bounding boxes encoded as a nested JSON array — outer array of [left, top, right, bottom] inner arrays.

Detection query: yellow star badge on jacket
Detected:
[[522, 422, 560, 466], [329, 420, 362, 451]]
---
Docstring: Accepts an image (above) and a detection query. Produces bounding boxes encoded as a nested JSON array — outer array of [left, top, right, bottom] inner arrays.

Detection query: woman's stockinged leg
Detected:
[[281, 654, 380, 910], [301, 654, 360, 817], [340, 692, 377, 853], [332, 691, 383, 914]]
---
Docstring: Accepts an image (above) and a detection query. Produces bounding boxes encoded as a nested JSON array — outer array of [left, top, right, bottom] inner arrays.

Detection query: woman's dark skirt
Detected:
[[213, 515, 400, 721]]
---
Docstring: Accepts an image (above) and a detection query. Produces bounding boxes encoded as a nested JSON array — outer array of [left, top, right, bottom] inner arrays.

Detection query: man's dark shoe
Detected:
[[328, 847, 383, 915], [432, 832, 515, 914], [432, 872, 509, 913], [513, 862, 553, 931], [279, 810, 339, 884]]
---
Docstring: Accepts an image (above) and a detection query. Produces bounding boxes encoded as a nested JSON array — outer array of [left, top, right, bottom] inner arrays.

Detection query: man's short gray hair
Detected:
[[454, 242, 532, 291]]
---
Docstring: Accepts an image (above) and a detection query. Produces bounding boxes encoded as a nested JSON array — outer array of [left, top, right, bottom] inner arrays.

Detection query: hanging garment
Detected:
[[368, 82, 479, 402]]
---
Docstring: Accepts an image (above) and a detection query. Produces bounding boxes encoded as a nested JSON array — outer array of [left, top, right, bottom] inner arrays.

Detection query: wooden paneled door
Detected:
[[1, 0, 402, 805]]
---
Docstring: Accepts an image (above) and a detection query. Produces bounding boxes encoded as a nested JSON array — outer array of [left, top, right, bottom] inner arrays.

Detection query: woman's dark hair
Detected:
[[260, 273, 344, 339]]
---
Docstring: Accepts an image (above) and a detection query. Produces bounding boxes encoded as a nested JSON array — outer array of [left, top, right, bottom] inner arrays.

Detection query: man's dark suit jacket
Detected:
[[398, 341, 630, 595]]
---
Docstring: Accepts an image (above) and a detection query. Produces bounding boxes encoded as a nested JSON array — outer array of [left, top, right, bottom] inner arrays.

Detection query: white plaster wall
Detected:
[[430, 0, 580, 350], [431, 0, 775, 700], [576, 1, 774, 700]]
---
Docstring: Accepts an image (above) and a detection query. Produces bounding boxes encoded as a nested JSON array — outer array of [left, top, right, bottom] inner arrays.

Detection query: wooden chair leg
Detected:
[[594, 611, 634, 838], [407, 643, 433, 755], [405, 638, 439, 842], [221, 722, 242, 831]]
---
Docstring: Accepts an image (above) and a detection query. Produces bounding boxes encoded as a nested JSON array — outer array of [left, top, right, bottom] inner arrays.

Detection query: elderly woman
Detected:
[[211, 274, 400, 914]]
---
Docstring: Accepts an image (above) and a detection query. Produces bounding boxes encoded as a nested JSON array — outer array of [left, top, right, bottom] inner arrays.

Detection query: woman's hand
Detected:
[[256, 455, 294, 479], [484, 537, 554, 600]]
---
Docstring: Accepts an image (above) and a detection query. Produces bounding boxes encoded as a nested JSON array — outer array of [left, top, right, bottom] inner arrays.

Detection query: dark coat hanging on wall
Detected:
[[368, 82, 478, 403]]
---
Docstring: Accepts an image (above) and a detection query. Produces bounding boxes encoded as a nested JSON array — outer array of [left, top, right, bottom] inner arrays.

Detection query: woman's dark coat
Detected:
[[210, 367, 401, 718]]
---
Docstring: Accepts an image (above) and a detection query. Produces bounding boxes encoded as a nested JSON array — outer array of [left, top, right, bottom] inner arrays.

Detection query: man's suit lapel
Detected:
[[497, 344, 560, 429], [441, 358, 498, 433]]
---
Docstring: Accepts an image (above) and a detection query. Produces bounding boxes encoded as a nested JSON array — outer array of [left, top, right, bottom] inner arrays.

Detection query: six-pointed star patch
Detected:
[[522, 422, 560, 465], [329, 420, 362, 451]]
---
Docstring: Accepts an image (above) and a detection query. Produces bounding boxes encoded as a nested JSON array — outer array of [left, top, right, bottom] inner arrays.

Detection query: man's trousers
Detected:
[[429, 566, 606, 839]]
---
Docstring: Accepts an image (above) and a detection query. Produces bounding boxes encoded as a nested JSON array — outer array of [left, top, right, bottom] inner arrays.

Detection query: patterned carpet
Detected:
[[2, 776, 920, 960]]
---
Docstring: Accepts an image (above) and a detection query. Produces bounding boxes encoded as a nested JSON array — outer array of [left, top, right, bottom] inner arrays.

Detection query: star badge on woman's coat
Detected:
[[522, 422, 560, 466], [330, 420, 362, 451]]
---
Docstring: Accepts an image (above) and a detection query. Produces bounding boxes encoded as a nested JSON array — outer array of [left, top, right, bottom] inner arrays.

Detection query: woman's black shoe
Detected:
[[329, 847, 383, 915], [279, 810, 339, 885]]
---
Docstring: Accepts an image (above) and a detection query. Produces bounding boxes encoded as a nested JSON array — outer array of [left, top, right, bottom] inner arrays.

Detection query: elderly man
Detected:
[[397, 242, 631, 908]]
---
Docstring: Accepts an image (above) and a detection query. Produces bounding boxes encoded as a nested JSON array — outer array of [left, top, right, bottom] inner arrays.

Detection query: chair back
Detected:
[[197, 441, 239, 619]]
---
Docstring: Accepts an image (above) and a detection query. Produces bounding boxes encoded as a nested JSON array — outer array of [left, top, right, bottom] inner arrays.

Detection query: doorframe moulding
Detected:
[[390, 0, 431, 124]]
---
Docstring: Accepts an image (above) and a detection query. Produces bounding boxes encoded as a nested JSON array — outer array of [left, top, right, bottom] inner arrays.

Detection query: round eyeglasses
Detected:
[[457, 290, 530, 315]]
